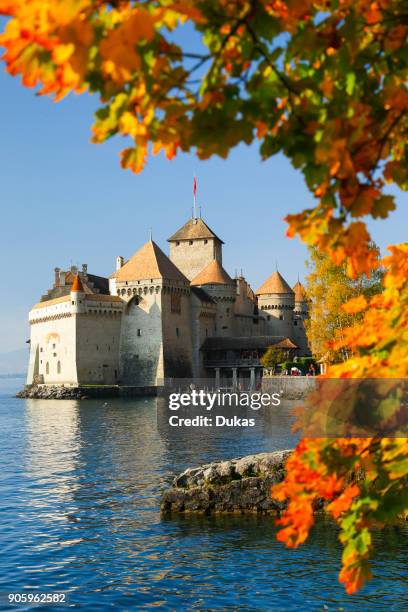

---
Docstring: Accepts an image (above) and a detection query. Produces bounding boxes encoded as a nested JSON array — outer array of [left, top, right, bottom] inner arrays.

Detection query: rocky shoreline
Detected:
[[16, 384, 158, 399], [16, 385, 89, 400], [161, 450, 322, 515]]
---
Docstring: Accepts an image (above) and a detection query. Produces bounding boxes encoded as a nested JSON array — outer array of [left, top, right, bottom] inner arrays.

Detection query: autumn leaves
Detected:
[[1, 0, 407, 595]]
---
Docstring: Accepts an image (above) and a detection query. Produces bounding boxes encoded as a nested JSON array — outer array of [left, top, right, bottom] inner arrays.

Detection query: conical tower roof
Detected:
[[114, 241, 187, 282], [71, 274, 84, 292], [256, 271, 294, 295], [191, 260, 233, 286], [168, 218, 224, 243], [293, 280, 307, 302]]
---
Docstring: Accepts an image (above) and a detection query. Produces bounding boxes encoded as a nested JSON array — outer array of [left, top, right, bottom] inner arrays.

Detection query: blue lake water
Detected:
[[0, 378, 407, 610]]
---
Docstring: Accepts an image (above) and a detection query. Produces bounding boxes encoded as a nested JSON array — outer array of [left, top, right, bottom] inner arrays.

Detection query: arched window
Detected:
[[46, 362, 49, 375], [57, 361, 61, 374]]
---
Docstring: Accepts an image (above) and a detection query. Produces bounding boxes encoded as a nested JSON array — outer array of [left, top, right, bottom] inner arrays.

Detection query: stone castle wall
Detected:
[[169, 238, 222, 280], [200, 283, 236, 337], [76, 312, 121, 384], [161, 286, 194, 379], [27, 300, 78, 386], [119, 288, 164, 386], [190, 293, 217, 377], [258, 292, 296, 339]]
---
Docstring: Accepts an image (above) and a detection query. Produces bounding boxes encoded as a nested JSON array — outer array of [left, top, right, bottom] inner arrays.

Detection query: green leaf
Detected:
[[346, 72, 356, 95]]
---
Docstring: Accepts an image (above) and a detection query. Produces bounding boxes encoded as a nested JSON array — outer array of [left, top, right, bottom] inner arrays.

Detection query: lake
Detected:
[[0, 378, 407, 610]]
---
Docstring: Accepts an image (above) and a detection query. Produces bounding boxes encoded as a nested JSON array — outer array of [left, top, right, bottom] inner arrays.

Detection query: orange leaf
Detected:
[[342, 295, 368, 314]]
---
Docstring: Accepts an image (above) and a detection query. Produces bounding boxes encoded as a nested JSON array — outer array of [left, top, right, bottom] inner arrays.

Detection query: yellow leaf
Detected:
[[120, 144, 147, 173]]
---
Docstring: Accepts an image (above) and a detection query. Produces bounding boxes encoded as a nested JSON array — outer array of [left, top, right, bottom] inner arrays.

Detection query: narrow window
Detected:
[[189, 240, 193, 245], [137, 329, 142, 336], [204, 239, 208, 244], [176, 328, 180, 337], [176, 241, 180, 246], [46, 362, 49, 375], [171, 294, 181, 314], [57, 361, 61, 374]]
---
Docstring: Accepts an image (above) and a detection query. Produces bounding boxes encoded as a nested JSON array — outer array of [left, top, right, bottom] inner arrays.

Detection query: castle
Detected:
[[26, 214, 310, 390]]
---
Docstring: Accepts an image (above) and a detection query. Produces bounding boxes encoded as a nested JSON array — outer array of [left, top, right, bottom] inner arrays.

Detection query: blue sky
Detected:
[[0, 61, 407, 353]]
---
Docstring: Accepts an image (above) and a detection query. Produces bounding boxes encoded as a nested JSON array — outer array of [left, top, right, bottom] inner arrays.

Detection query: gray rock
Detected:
[[161, 450, 300, 515], [16, 385, 84, 400]]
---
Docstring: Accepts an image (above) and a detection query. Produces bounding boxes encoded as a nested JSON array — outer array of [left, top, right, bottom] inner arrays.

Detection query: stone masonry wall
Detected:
[[161, 287, 193, 378], [76, 312, 121, 384], [169, 238, 222, 281], [119, 291, 164, 385], [27, 302, 78, 386]]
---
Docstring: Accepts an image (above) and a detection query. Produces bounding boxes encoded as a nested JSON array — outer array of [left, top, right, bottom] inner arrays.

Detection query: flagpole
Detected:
[[193, 176, 197, 220]]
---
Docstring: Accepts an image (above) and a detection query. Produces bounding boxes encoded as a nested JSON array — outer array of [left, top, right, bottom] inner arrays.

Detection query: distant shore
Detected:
[[0, 373, 26, 379]]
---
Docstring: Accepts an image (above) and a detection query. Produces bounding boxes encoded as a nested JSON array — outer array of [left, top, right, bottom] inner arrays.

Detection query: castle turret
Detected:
[[70, 274, 86, 314], [292, 280, 311, 355], [293, 280, 308, 316], [168, 217, 224, 281], [190, 259, 233, 287], [256, 271, 295, 337], [191, 260, 235, 337], [256, 271, 295, 312]]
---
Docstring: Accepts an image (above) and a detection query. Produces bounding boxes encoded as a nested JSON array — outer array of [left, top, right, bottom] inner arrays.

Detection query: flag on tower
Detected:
[[193, 176, 198, 219]]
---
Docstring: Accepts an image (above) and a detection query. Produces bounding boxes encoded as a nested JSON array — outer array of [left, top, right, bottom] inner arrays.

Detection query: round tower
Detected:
[[293, 280, 309, 318], [70, 274, 86, 314], [191, 260, 236, 337], [292, 280, 311, 355], [256, 271, 295, 337]]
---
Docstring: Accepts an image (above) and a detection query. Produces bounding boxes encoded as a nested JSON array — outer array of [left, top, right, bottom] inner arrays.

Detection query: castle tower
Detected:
[[168, 217, 224, 281], [112, 240, 193, 385], [191, 260, 236, 337], [292, 280, 311, 355], [70, 274, 85, 315], [256, 271, 295, 338], [293, 280, 309, 317]]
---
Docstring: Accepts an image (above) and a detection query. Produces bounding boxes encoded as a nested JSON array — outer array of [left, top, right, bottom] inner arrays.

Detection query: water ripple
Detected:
[[0, 382, 406, 610]]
